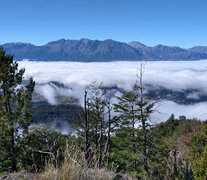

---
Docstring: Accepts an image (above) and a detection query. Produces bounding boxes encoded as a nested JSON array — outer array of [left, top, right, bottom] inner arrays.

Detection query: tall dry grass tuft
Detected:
[[40, 142, 114, 180]]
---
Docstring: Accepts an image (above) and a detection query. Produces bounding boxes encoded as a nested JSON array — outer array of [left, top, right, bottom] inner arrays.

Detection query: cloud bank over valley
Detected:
[[18, 60, 207, 122]]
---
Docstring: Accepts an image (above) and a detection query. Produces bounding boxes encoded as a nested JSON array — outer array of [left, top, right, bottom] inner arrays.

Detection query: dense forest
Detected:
[[0, 46, 207, 180]]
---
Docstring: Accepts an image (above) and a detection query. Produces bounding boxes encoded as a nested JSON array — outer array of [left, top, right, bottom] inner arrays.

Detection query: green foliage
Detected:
[[0, 46, 35, 172], [153, 116, 203, 179], [190, 122, 207, 156], [0, 116, 11, 172], [76, 83, 112, 168], [192, 146, 207, 180], [31, 104, 82, 126], [112, 82, 166, 179], [18, 126, 67, 172], [190, 122, 207, 179], [154, 115, 201, 150]]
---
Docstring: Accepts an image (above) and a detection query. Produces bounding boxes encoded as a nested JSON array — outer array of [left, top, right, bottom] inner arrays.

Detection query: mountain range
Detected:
[[2, 38, 207, 61]]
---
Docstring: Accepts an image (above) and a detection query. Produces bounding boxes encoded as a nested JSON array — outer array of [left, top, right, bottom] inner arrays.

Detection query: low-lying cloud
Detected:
[[153, 100, 207, 123], [19, 60, 207, 91], [18, 60, 207, 122]]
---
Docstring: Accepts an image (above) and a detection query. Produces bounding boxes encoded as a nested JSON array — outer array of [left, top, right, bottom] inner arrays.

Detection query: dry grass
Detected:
[[40, 143, 115, 180]]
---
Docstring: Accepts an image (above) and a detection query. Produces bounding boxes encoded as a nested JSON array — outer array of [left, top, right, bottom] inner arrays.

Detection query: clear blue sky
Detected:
[[0, 0, 206, 48]]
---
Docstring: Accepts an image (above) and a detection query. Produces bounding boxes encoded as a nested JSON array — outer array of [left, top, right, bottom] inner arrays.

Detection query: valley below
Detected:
[[18, 60, 207, 132]]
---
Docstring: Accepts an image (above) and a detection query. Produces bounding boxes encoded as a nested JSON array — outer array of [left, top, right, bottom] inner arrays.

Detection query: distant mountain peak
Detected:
[[128, 41, 147, 48], [46, 38, 67, 45], [80, 38, 90, 43]]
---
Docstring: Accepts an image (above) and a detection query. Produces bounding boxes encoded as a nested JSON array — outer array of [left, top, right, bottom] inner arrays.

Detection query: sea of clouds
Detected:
[[18, 60, 207, 123]]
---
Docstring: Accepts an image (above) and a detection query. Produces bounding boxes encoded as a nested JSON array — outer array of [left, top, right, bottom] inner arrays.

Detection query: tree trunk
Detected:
[[138, 63, 148, 174], [84, 91, 90, 164], [3, 88, 17, 172], [97, 111, 103, 168], [102, 101, 111, 166]]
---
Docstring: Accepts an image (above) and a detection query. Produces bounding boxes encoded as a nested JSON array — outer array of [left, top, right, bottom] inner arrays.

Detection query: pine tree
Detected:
[[112, 63, 162, 178], [0, 47, 35, 172], [87, 83, 106, 168]]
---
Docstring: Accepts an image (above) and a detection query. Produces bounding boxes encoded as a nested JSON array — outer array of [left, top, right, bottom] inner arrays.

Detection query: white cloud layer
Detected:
[[18, 60, 207, 122], [152, 100, 207, 123], [19, 60, 207, 91]]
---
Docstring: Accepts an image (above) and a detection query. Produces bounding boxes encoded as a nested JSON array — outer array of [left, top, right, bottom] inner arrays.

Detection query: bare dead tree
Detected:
[[83, 91, 90, 165], [93, 91, 105, 168], [102, 99, 112, 166], [96, 114, 103, 168], [82, 83, 118, 168], [34, 127, 61, 167]]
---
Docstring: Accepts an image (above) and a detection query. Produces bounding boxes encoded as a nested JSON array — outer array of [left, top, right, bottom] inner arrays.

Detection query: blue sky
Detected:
[[0, 0, 206, 47]]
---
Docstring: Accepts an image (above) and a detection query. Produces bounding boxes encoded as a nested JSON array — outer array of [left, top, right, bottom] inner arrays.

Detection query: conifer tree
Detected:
[[87, 83, 106, 168], [112, 62, 161, 178], [0, 47, 35, 172]]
